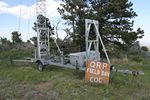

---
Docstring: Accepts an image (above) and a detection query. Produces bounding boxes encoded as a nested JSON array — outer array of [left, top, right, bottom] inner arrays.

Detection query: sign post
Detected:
[[85, 60, 110, 84]]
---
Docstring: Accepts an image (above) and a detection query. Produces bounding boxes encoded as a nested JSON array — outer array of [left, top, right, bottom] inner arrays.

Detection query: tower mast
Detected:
[[36, 0, 50, 59]]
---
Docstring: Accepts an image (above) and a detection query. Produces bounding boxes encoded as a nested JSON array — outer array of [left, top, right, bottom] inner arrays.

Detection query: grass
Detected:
[[0, 51, 150, 99], [0, 49, 33, 59]]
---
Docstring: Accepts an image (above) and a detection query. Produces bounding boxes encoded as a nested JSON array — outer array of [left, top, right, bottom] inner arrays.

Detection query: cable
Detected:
[[18, 0, 22, 33], [27, 0, 33, 41], [27, 0, 36, 41], [33, 0, 36, 34]]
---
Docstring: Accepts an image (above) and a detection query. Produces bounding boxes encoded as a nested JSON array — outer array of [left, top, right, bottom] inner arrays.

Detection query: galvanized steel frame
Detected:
[[85, 19, 111, 64], [36, 0, 50, 59]]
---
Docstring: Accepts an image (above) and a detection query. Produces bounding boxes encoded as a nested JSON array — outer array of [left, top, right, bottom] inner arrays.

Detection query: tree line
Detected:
[[0, 31, 22, 45]]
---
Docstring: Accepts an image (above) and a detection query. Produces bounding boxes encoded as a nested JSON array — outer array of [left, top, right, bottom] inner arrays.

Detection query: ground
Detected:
[[0, 52, 150, 100]]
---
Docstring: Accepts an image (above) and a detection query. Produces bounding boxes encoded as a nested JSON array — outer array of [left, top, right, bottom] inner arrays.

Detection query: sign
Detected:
[[85, 60, 110, 84]]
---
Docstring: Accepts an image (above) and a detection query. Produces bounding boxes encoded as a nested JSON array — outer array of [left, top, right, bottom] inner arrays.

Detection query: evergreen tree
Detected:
[[11, 31, 22, 44], [58, 0, 144, 50], [32, 14, 54, 35], [32, 14, 55, 47], [30, 36, 37, 47], [0, 37, 11, 45]]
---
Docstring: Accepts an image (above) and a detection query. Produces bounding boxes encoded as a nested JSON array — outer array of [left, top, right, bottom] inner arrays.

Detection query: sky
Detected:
[[0, 0, 150, 47]]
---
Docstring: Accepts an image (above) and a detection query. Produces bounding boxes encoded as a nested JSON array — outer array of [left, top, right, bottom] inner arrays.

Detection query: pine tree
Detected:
[[32, 14, 54, 35], [11, 31, 22, 44], [58, 0, 144, 50]]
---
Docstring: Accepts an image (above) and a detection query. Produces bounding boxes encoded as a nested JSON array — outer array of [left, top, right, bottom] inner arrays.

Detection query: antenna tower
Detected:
[[36, 0, 50, 59]]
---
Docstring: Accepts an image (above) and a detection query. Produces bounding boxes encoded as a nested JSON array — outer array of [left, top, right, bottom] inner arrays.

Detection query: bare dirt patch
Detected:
[[34, 81, 53, 90]]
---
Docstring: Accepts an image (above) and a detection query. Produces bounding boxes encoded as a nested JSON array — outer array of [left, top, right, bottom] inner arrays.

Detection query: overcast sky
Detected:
[[0, 0, 150, 47]]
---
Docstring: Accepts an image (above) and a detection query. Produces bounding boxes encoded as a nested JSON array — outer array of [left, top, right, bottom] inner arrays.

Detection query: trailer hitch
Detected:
[[110, 65, 144, 76]]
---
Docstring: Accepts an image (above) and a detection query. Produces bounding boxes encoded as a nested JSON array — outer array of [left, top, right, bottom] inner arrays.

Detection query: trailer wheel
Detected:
[[37, 62, 44, 71]]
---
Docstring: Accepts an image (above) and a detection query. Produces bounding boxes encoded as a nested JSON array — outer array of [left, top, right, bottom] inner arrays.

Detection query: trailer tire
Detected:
[[37, 62, 44, 71]]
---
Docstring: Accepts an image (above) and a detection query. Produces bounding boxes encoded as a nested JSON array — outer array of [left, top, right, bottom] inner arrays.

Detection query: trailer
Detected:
[[12, 0, 144, 78], [12, 17, 110, 71]]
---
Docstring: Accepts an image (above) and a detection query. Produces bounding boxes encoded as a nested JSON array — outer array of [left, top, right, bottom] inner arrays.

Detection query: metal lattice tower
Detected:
[[36, 0, 46, 27], [36, 0, 50, 59], [85, 19, 110, 64]]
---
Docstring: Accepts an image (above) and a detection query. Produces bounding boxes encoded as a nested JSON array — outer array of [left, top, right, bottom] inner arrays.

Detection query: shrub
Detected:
[[141, 46, 148, 51], [131, 55, 143, 62]]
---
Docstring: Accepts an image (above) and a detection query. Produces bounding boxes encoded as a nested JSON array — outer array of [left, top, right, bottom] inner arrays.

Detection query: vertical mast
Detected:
[[36, 0, 49, 59], [36, 0, 46, 27]]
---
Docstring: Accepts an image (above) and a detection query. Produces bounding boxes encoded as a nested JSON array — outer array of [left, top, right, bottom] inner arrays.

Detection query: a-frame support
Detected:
[[85, 19, 111, 64]]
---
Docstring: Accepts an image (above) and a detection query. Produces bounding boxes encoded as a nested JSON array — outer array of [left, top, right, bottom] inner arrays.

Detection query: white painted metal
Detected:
[[48, 61, 86, 71], [36, 0, 50, 59], [36, 0, 46, 20], [85, 19, 99, 61], [37, 28, 50, 58], [94, 22, 111, 64], [51, 36, 62, 54], [85, 19, 110, 64], [69, 51, 98, 68]]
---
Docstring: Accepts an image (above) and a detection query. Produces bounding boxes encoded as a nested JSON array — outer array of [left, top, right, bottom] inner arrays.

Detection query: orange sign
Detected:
[[85, 60, 110, 84]]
